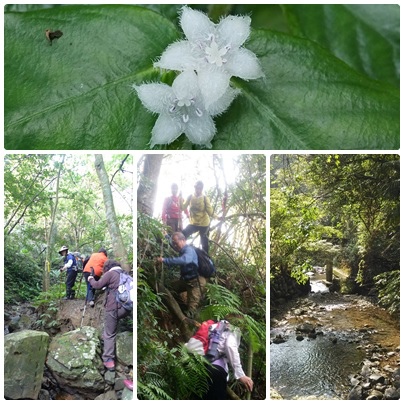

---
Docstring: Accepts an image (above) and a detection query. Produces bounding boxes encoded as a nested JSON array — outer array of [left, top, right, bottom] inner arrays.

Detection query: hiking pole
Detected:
[[80, 267, 93, 328], [59, 269, 63, 305], [80, 299, 87, 328]]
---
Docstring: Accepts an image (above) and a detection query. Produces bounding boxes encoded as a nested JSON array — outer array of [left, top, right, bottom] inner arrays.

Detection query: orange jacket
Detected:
[[83, 252, 108, 277]]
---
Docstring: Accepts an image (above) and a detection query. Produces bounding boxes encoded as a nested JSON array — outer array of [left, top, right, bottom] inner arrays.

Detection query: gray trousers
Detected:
[[103, 307, 130, 362]]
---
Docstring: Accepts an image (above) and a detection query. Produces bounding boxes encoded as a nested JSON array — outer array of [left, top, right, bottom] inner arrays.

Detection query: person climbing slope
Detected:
[[162, 183, 189, 234], [181, 180, 213, 254], [88, 259, 131, 371], [157, 232, 206, 318], [186, 319, 254, 399], [83, 248, 108, 307]]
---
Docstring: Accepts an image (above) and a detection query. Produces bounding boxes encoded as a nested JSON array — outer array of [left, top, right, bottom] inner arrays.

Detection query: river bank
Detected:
[[270, 285, 400, 400]]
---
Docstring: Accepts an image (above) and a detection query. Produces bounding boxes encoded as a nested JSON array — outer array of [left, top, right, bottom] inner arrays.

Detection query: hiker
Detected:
[[58, 245, 78, 300], [181, 180, 213, 254], [83, 248, 108, 307], [186, 320, 254, 399], [157, 232, 206, 318], [88, 259, 131, 371], [162, 183, 189, 234]]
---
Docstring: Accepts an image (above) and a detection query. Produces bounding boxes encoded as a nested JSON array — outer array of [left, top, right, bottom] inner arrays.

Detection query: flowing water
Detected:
[[270, 278, 399, 399], [270, 330, 365, 399]]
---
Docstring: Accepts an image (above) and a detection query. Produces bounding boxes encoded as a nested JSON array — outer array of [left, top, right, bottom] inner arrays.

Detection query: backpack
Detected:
[[192, 246, 216, 278], [166, 196, 182, 217], [185, 320, 229, 362], [111, 267, 134, 311]]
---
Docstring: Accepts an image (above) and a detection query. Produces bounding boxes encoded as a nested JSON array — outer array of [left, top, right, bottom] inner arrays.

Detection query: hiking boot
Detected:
[[103, 360, 115, 371], [123, 379, 133, 391], [89, 301, 94, 307]]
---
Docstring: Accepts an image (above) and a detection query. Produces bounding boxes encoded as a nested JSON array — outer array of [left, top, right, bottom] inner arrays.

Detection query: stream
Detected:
[[270, 277, 400, 400]]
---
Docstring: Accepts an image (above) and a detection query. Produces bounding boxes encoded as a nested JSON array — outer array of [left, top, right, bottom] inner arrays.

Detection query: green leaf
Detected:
[[5, 5, 399, 150], [5, 5, 179, 150], [212, 30, 399, 150], [282, 5, 400, 87]]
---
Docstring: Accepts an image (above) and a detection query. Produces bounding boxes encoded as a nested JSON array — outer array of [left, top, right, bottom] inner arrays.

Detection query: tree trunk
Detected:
[[43, 155, 64, 291], [245, 342, 254, 400], [137, 154, 164, 216], [94, 155, 129, 271]]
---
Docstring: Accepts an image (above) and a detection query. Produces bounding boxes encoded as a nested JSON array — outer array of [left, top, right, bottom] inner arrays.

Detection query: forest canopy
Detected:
[[270, 154, 400, 315], [137, 154, 266, 399], [4, 154, 133, 303]]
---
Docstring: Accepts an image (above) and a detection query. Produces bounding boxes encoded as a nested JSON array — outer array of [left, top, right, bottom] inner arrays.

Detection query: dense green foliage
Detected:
[[270, 155, 400, 315], [137, 154, 266, 399], [4, 242, 43, 303], [4, 4, 399, 149], [4, 154, 133, 302]]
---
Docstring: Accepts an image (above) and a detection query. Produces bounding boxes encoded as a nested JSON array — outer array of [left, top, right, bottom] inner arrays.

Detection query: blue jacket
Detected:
[[64, 253, 77, 271], [163, 244, 199, 281]]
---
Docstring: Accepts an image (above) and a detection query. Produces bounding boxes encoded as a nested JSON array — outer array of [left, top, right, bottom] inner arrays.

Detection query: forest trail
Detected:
[[270, 283, 400, 400]]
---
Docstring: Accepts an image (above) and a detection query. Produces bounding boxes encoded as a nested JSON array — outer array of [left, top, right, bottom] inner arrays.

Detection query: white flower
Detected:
[[154, 6, 264, 107], [135, 70, 240, 148]]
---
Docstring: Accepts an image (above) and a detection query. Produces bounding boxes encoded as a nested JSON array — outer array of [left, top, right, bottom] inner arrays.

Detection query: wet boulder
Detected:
[[366, 389, 384, 400], [272, 334, 286, 344], [348, 385, 363, 400], [116, 331, 133, 367], [369, 373, 385, 385], [46, 326, 104, 399], [4, 330, 49, 399], [384, 387, 400, 399], [296, 322, 315, 334]]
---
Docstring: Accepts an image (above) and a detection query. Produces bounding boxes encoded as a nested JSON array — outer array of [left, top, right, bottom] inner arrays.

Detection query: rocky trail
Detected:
[[4, 294, 133, 400], [270, 285, 400, 400]]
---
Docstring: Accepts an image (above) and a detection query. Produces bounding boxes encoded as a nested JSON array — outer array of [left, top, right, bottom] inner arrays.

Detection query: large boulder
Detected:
[[116, 331, 133, 367], [46, 326, 104, 399], [4, 330, 49, 399]]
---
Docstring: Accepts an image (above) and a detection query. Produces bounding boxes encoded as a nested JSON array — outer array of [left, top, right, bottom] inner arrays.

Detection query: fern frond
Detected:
[[137, 380, 173, 400], [205, 283, 241, 307]]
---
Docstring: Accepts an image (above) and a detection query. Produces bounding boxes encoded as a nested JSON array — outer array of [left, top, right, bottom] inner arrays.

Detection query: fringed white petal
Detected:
[[184, 112, 216, 148], [225, 48, 264, 80], [172, 70, 199, 101], [197, 68, 231, 108], [151, 114, 182, 146], [135, 83, 172, 114], [154, 41, 196, 71], [217, 15, 251, 49], [180, 6, 214, 42], [207, 87, 241, 116]]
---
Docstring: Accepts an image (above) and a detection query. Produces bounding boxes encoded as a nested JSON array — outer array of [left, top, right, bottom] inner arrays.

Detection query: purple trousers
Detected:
[[103, 307, 130, 362]]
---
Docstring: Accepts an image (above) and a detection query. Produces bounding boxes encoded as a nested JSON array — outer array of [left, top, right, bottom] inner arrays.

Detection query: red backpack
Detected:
[[192, 320, 216, 353], [185, 320, 228, 361]]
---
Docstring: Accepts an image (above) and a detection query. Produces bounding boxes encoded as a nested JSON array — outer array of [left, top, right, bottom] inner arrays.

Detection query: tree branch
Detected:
[[110, 154, 130, 185]]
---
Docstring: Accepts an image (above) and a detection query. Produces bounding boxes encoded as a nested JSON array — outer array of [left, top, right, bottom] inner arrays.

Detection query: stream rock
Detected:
[[296, 322, 316, 334], [46, 326, 104, 399], [4, 330, 49, 399], [349, 367, 400, 399]]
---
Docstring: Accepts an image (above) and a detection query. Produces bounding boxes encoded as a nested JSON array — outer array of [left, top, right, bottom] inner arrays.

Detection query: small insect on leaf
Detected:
[[45, 29, 63, 46]]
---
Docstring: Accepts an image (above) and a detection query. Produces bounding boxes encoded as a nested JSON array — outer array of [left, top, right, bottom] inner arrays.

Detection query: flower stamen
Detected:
[[205, 36, 230, 67]]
